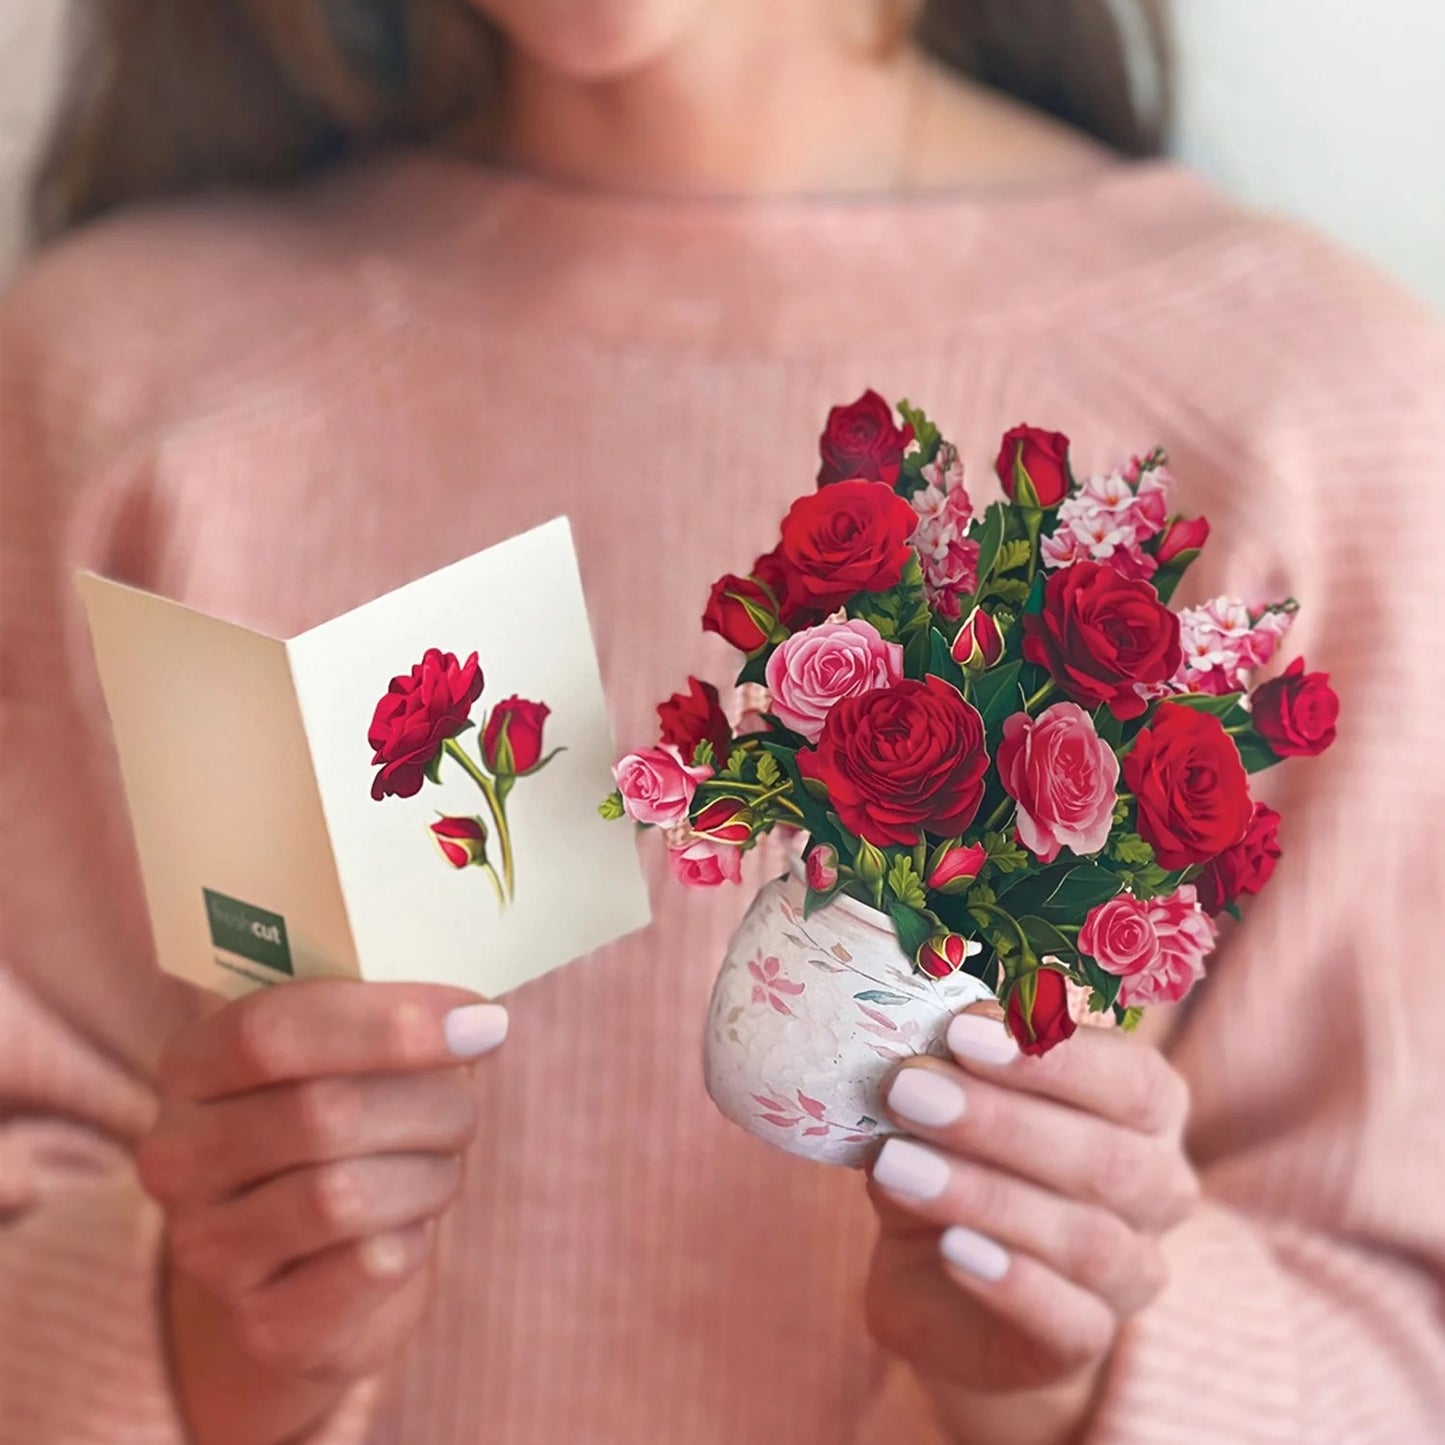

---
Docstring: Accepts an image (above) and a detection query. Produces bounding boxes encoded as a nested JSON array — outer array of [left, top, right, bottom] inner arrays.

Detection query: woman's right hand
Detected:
[[137, 980, 507, 1445]]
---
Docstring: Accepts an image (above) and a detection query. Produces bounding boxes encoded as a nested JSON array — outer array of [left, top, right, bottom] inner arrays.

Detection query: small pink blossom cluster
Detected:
[[1167, 597, 1296, 697], [1079, 886, 1218, 1007], [908, 443, 979, 620], [1040, 466, 1170, 581]]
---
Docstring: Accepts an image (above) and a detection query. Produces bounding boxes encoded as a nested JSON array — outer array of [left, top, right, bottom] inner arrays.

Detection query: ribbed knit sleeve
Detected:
[[0, 293, 379, 1445]]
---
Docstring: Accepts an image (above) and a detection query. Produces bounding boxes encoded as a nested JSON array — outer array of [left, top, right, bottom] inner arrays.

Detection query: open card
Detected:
[[78, 518, 651, 999]]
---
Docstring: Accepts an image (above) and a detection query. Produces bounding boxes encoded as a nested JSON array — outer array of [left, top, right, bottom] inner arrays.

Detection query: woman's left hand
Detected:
[[863, 1002, 1200, 1445]]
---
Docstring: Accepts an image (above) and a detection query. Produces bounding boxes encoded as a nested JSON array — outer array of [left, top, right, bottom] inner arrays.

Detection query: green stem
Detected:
[[481, 861, 507, 911], [971, 904, 1034, 981], [444, 738, 514, 900], [982, 796, 1016, 834], [1024, 680, 1058, 712], [1023, 509, 1043, 585]]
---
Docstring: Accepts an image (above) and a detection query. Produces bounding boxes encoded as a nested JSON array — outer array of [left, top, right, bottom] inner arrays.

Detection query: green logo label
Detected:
[[203, 889, 293, 975]]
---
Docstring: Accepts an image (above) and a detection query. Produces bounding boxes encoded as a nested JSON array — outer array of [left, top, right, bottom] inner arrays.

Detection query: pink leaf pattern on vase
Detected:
[[747, 953, 805, 1016]]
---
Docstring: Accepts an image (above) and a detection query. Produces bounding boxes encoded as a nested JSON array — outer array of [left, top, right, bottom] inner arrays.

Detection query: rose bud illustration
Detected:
[[916, 931, 979, 980], [805, 842, 840, 892], [995, 424, 1072, 509], [925, 840, 988, 894], [950, 607, 1005, 674], [1156, 515, 1210, 565], [430, 815, 488, 869], [481, 696, 553, 776], [692, 796, 755, 846], [1005, 967, 1077, 1056]]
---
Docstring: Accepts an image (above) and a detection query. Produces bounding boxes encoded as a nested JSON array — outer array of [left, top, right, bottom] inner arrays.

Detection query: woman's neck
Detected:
[[487, 13, 1115, 200]]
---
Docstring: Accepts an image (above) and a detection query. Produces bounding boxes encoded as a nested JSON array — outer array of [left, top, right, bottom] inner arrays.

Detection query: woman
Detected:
[[2, 3, 1442, 1443]]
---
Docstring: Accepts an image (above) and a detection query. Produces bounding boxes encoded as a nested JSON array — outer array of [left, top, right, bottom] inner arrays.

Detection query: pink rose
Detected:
[[764, 618, 903, 743], [1080, 886, 1215, 1008], [1079, 893, 1159, 980], [614, 746, 712, 827], [1127, 886, 1216, 1007], [668, 836, 744, 888], [997, 702, 1120, 863]]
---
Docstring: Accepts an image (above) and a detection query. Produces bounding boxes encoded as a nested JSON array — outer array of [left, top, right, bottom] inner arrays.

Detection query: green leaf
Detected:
[[1022, 572, 1047, 616], [969, 659, 1025, 734], [854, 988, 912, 1006], [1018, 915, 1078, 964], [1078, 953, 1123, 1009], [897, 399, 942, 461], [1109, 833, 1155, 867], [1233, 730, 1282, 774], [888, 904, 937, 966], [690, 739, 716, 770], [734, 651, 771, 687], [983, 830, 1029, 874], [983, 577, 1032, 605], [804, 883, 842, 919], [993, 538, 1033, 575], [757, 741, 842, 852], [1094, 707, 1126, 751], [928, 628, 967, 691], [754, 750, 781, 788], [598, 791, 625, 821], [1119, 1005, 1145, 1032], [886, 854, 928, 910], [972, 503, 1007, 588], [1040, 865, 1123, 918], [1166, 692, 1247, 719]]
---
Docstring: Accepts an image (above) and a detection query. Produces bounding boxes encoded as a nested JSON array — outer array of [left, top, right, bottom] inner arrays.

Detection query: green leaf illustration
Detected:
[[886, 854, 928, 910], [598, 791, 625, 820]]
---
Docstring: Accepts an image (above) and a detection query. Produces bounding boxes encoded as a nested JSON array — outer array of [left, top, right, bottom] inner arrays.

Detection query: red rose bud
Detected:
[[429, 815, 488, 869], [950, 607, 1005, 674], [702, 572, 781, 653], [692, 796, 754, 845], [995, 424, 1072, 509], [657, 676, 732, 765], [482, 696, 551, 775], [917, 932, 972, 980], [1250, 658, 1339, 759], [1005, 968, 1077, 1056], [817, 389, 915, 488], [926, 840, 988, 894], [805, 843, 840, 892], [1197, 803, 1282, 915], [1156, 515, 1210, 565]]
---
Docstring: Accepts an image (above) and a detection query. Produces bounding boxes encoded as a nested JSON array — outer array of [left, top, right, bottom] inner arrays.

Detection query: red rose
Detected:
[[798, 676, 989, 847], [779, 480, 919, 612], [481, 695, 551, 775], [657, 676, 732, 765], [752, 546, 818, 628], [1123, 703, 1253, 870], [702, 571, 778, 653], [1023, 561, 1182, 720], [1006, 968, 1076, 1056], [1196, 802, 1282, 915], [817, 389, 914, 488], [1251, 658, 1339, 758], [369, 648, 484, 800], [995, 424, 1072, 508]]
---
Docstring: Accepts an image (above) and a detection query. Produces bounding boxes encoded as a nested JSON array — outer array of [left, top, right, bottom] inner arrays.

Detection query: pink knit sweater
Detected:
[[2, 153, 1443, 1445]]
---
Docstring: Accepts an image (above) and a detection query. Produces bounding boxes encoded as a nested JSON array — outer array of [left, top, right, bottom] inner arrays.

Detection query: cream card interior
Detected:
[[78, 518, 651, 999]]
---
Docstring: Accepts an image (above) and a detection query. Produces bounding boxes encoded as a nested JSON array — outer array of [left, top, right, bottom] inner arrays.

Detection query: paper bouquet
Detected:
[[603, 393, 1337, 1158]]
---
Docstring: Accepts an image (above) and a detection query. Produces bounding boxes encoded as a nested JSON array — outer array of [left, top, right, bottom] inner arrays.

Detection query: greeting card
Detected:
[[78, 517, 651, 999]]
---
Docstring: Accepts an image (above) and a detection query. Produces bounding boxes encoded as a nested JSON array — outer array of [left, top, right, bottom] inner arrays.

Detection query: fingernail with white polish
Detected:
[[940, 1225, 1011, 1281], [888, 1068, 966, 1127], [444, 1003, 509, 1058], [874, 1137, 951, 1201], [360, 1231, 413, 1278], [947, 1012, 1019, 1066]]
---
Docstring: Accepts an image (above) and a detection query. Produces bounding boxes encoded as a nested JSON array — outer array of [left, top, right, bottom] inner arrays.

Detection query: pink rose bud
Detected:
[[429, 815, 488, 869], [1156, 515, 1210, 565], [926, 840, 988, 894], [950, 607, 1005, 673], [917, 931, 972, 980], [805, 843, 840, 892], [692, 796, 755, 845]]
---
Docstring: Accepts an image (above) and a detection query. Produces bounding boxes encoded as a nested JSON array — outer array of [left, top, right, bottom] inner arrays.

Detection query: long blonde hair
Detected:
[[33, 0, 1171, 240]]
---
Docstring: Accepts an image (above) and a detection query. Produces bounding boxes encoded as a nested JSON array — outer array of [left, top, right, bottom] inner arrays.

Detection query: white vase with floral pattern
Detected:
[[703, 859, 993, 1168]]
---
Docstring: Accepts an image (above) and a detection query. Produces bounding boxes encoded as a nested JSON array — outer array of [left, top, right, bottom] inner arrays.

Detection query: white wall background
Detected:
[[1, 1, 1442, 309]]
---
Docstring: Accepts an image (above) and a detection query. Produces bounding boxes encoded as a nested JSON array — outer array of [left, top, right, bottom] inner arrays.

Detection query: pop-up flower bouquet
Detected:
[[604, 393, 1339, 1166]]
